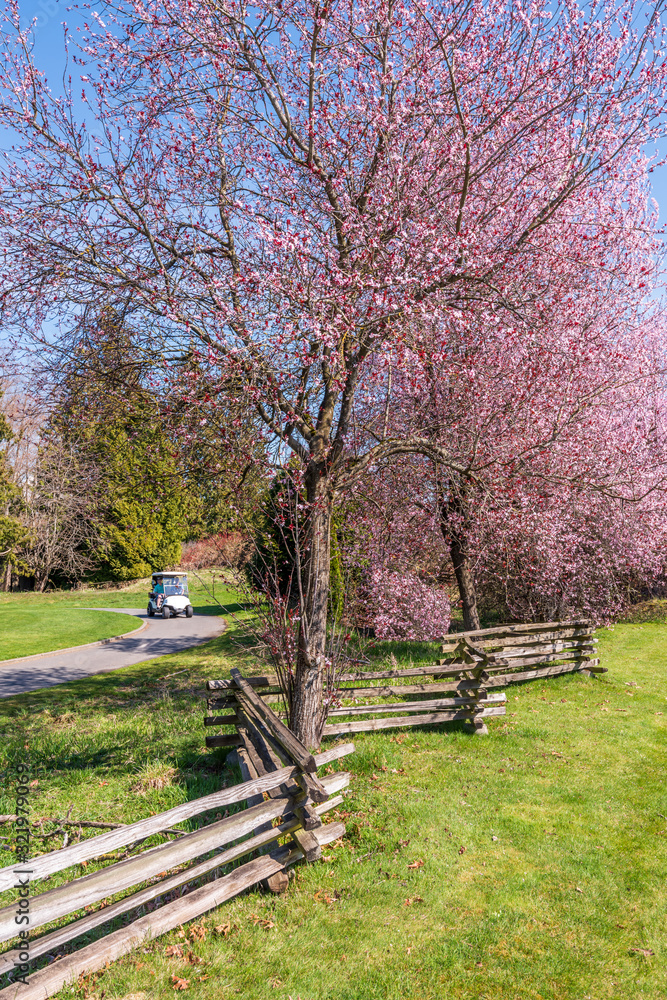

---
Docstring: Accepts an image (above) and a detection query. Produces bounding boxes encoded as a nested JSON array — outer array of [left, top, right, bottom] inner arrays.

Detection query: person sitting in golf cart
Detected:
[[153, 575, 165, 608]]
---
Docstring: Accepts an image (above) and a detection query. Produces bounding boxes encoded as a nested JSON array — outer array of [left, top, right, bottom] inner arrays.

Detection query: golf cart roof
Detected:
[[152, 571, 188, 579]]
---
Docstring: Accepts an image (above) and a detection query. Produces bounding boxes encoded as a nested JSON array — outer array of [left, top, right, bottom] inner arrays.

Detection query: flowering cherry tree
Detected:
[[1, 0, 667, 740], [368, 568, 451, 640], [354, 290, 667, 625]]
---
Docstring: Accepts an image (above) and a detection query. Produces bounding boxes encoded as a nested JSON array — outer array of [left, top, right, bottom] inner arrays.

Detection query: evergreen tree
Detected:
[[51, 310, 191, 580], [0, 396, 28, 586]]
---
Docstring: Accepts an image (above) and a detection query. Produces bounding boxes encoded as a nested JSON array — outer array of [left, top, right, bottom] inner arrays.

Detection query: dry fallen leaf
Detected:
[[575, 887, 583, 893], [170, 975, 189, 991], [186, 951, 204, 965], [629, 947, 655, 958], [407, 859, 425, 869], [458, 846, 466, 855], [214, 923, 231, 936], [404, 896, 424, 906], [165, 945, 183, 958], [189, 923, 206, 942]]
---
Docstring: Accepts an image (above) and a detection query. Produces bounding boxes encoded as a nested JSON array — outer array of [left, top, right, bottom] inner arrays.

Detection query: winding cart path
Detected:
[[0, 608, 225, 698]]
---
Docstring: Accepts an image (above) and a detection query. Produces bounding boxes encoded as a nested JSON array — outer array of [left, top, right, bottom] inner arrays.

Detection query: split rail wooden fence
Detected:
[[0, 687, 354, 1000], [439, 619, 604, 685], [206, 620, 604, 741]]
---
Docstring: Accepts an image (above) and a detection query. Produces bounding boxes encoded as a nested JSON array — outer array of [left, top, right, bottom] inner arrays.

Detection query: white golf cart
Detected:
[[147, 572, 194, 619]]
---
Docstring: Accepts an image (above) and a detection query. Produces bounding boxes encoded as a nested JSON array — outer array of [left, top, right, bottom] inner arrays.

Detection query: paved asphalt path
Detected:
[[0, 608, 225, 698]]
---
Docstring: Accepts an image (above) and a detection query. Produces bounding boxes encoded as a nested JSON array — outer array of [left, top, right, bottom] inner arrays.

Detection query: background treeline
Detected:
[[4, 307, 667, 629], [0, 312, 263, 591]]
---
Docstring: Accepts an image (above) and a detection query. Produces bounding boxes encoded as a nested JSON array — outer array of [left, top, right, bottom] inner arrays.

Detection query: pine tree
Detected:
[[0, 397, 28, 587], [51, 311, 191, 580]]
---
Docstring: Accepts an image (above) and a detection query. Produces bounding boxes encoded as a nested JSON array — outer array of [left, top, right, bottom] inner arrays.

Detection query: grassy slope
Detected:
[[0, 610, 665, 1000], [0, 571, 231, 659], [0, 607, 142, 660]]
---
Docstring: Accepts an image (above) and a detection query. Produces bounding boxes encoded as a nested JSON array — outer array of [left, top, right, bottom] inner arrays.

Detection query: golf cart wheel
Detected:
[[185, 605, 194, 618], [147, 603, 154, 618], [162, 605, 170, 619]]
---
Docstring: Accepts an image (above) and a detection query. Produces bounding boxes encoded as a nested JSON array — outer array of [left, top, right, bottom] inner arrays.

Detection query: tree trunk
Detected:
[[436, 477, 481, 632], [290, 465, 333, 747]]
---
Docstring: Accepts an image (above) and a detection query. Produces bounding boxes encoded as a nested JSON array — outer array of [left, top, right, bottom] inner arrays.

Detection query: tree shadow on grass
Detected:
[[192, 601, 251, 615], [0, 625, 263, 802]]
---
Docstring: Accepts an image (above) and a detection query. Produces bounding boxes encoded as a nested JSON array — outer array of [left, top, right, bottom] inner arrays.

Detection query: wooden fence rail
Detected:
[[0, 698, 355, 1000], [205, 620, 605, 741]]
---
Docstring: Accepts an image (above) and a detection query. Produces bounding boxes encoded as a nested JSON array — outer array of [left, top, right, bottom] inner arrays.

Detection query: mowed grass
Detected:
[[0, 570, 233, 660], [0, 611, 666, 1000], [0, 607, 142, 660]]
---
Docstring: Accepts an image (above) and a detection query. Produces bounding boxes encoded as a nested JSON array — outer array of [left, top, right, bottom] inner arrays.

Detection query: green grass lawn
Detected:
[[0, 570, 233, 660], [0, 607, 142, 661], [0, 604, 665, 1000]]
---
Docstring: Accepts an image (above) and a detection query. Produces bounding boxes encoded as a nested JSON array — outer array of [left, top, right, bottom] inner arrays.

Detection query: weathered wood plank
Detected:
[[203, 714, 238, 727], [0, 855, 287, 1000], [0, 768, 351, 946], [322, 704, 506, 736], [291, 827, 322, 862], [207, 692, 282, 710], [235, 711, 302, 800], [328, 691, 507, 717], [231, 669, 318, 774], [438, 650, 597, 672], [0, 798, 290, 943], [338, 664, 475, 682], [0, 786, 348, 977], [487, 659, 600, 686], [0, 744, 354, 892], [205, 733, 242, 748], [294, 770, 329, 805], [490, 650, 597, 671], [485, 639, 596, 657], [440, 627, 594, 651], [234, 698, 330, 806], [207, 676, 278, 691], [336, 680, 484, 698], [207, 680, 486, 716], [488, 642, 597, 661], [439, 620, 591, 643], [0, 821, 346, 1000]]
